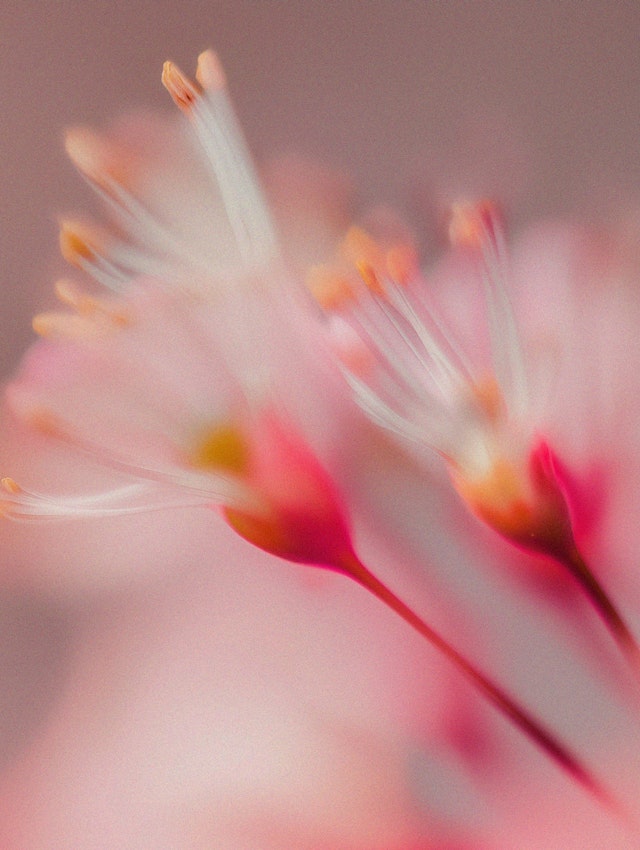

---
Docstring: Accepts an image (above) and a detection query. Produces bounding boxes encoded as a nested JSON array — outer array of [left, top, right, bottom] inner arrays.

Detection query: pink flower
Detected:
[[318, 204, 576, 554], [3, 48, 640, 849], [6, 53, 593, 782], [3, 52, 358, 573], [316, 202, 640, 670]]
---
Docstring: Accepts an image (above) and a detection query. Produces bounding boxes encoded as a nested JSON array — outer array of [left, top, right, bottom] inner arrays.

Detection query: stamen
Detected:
[[1, 478, 20, 495], [342, 227, 386, 295], [0, 478, 208, 521], [325, 306, 476, 479], [195, 49, 227, 91], [315, 223, 478, 455], [346, 281, 467, 423], [59, 218, 179, 292], [316, 221, 474, 447], [331, 201, 531, 485], [56, 280, 131, 325], [65, 126, 216, 282], [33, 312, 103, 340], [161, 60, 201, 114], [162, 51, 278, 270], [55, 278, 95, 312], [342, 368, 431, 445], [33, 281, 133, 340], [341, 226, 418, 292], [14, 404, 66, 440], [8, 380, 265, 517], [58, 219, 127, 289], [383, 282, 470, 393], [305, 265, 354, 310], [54, 280, 106, 316], [471, 375, 505, 423], [64, 128, 124, 191], [325, 315, 373, 375], [448, 200, 498, 250], [59, 220, 103, 268], [386, 243, 418, 285], [450, 200, 528, 419]]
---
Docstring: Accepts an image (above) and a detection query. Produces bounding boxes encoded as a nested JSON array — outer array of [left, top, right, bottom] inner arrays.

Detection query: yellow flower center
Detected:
[[190, 422, 250, 475]]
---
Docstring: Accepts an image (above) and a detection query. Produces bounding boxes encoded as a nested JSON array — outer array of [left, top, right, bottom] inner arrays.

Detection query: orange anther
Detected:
[[472, 376, 505, 423], [306, 265, 354, 310], [162, 61, 201, 113], [449, 200, 499, 250], [59, 221, 100, 266], [385, 243, 418, 285]]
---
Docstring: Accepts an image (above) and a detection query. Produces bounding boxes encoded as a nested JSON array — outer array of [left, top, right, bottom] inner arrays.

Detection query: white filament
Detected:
[[189, 84, 278, 270], [338, 217, 530, 475], [0, 480, 211, 521]]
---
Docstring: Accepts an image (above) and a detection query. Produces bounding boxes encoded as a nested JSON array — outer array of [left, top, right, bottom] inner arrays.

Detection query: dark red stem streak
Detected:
[[336, 551, 620, 814], [558, 546, 640, 670]]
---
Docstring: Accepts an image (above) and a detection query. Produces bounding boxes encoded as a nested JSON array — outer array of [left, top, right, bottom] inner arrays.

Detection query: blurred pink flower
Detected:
[[317, 200, 640, 672], [0, 51, 472, 849], [2, 48, 640, 850], [3, 53, 359, 573]]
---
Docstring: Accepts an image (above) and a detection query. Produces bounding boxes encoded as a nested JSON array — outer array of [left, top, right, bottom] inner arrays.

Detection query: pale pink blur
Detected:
[[2, 4, 640, 849]]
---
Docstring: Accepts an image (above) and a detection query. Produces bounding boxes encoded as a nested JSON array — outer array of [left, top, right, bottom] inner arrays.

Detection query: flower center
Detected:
[[190, 422, 250, 475], [309, 202, 581, 554]]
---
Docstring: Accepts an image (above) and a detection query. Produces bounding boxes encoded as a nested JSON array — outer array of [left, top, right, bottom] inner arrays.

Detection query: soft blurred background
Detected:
[[2, 0, 640, 374], [1, 2, 640, 847]]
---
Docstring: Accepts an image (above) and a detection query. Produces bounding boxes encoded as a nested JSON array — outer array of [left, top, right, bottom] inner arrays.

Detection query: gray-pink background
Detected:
[[2, 0, 639, 372]]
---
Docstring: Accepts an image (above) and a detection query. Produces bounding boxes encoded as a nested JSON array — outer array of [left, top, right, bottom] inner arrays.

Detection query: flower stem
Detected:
[[558, 546, 640, 672], [336, 550, 619, 814]]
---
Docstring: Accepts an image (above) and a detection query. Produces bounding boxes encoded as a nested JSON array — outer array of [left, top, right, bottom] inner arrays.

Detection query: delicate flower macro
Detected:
[[5, 291, 353, 572], [2, 51, 357, 574], [313, 201, 640, 671], [315, 203, 573, 555], [2, 49, 639, 848]]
